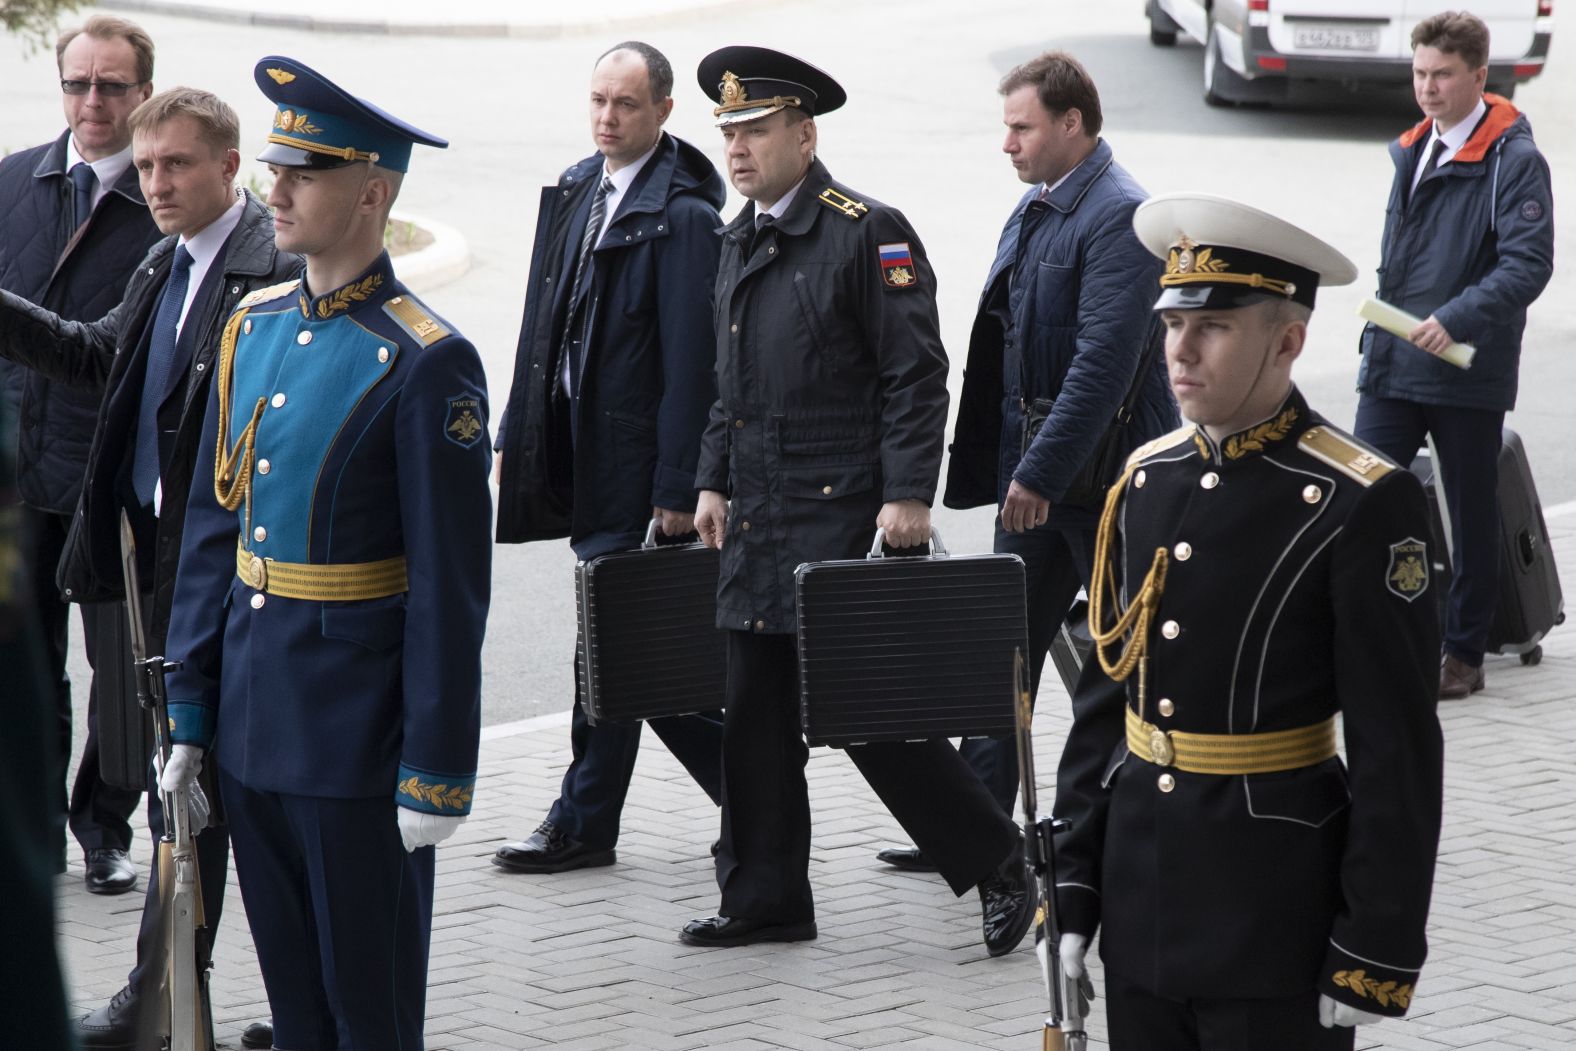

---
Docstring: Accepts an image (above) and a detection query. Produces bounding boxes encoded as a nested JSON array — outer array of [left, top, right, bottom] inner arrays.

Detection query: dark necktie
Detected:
[[561, 176, 613, 397], [749, 213, 775, 258], [1427, 137, 1448, 172], [70, 162, 97, 229], [133, 245, 194, 505]]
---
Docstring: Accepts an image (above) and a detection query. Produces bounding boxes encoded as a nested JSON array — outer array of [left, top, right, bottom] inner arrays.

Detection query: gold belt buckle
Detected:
[[249, 554, 268, 591], [1149, 727, 1176, 767]]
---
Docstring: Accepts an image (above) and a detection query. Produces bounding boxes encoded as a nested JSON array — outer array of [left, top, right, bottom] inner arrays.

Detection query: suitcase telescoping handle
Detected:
[[866, 527, 949, 559]]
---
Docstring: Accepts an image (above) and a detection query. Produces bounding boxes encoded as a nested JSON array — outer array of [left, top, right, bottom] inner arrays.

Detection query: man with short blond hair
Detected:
[[1354, 8, 1554, 700], [0, 12, 160, 902], [0, 84, 295, 1050]]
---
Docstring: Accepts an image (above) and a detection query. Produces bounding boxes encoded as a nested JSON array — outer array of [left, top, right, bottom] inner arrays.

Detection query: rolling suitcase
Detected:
[[575, 521, 726, 724], [1409, 427, 1564, 665], [795, 529, 1027, 747]]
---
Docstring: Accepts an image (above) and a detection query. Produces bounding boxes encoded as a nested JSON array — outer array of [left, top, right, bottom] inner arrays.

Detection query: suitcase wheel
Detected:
[[1521, 646, 1542, 667]]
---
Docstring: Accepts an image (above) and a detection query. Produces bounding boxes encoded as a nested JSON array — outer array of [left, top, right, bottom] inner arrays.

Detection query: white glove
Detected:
[[1318, 993, 1386, 1028], [159, 744, 203, 795], [397, 807, 465, 853], [1059, 932, 1089, 979]]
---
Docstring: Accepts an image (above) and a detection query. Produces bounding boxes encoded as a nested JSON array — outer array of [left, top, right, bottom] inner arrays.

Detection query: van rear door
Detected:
[[1404, 0, 1537, 59], [1266, 1, 1409, 61]]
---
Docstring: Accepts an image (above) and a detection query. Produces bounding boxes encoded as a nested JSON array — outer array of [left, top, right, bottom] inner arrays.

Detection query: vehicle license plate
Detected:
[[1293, 25, 1381, 51]]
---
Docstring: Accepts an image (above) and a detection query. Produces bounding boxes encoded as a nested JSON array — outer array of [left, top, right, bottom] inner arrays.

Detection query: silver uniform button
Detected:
[[297, 330, 312, 346], [243, 319, 252, 335], [1158, 698, 1175, 717], [272, 393, 286, 408], [1200, 472, 1220, 489], [1157, 773, 1175, 792], [253, 526, 267, 542], [1161, 620, 1180, 639], [1174, 542, 1192, 561], [1303, 484, 1322, 504], [378, 346, 390, 363], [250, 593, 266, 609], [257, 459, 271, 475], [1134, 469, 1146, 488]]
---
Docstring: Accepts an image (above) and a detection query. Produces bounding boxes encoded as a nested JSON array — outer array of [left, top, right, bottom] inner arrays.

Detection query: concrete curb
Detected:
[[98, 0, 774, 37], [391, 211, 470, 296]]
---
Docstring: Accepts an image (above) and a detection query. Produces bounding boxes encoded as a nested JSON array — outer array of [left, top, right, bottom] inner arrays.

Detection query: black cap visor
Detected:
[[256, 140, 361, 170]]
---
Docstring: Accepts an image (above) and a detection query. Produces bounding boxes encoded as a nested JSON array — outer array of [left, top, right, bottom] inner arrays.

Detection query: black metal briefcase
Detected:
[[795, 529, 1027, 747], [92, 599, 154, 791], [575, 522, 726, 724]]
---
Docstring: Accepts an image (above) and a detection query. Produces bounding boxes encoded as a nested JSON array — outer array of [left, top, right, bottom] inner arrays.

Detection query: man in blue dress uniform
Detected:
[[157, 57, 492, 1049]]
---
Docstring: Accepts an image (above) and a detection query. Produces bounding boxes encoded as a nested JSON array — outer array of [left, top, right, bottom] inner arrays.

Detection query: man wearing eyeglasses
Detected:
[[0, 14, 160, 901]]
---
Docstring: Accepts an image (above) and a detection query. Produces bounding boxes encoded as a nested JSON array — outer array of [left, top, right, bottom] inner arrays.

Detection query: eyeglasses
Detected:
[[61, 79, 145, 97]]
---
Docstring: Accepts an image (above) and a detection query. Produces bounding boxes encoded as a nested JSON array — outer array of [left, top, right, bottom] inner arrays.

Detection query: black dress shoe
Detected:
[[492, 821, 615, 874], [679, 915, 818, 947], [84, 848, 138, 895], [875, 845, 938, 872], [77, 985, 138, 1049], [978, 851, 1036, 957], [240, 1019, 274, 1048]]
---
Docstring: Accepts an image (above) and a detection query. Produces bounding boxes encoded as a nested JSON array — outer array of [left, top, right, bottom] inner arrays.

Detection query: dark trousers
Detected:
[[547, 655, 724, 849], [959, 520, 1095, 813], [1104, 968, 1354, 1051], [716, 631, 1019, 923], [1354, 395, 1504, 665], [221, 772, 432, 1051], [23, 506, 141, 855], [126, 767, 232, 996]]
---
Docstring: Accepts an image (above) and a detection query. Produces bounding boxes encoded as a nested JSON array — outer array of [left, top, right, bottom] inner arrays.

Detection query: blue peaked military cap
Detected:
[[254, 56, 446, 173]]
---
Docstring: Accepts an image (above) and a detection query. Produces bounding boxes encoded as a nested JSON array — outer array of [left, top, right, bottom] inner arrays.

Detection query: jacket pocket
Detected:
[[1244, 757, 1351, 828], [780, 462, 877, 500], [321, 597, 407, 652], [1032, 260, 1078, 328], [792, 271, 841, 371]]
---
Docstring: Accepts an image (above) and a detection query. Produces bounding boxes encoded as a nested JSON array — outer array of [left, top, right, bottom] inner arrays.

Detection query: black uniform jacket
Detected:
[[1053, 387, 1443, 1016], [0, 191, 298, 641], [694, 160, 949, 633]]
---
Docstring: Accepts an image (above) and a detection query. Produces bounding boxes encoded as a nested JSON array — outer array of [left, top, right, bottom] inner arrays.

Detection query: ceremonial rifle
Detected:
[[1014, 647, 1091, 1050], [119, 511, 214, 1051]]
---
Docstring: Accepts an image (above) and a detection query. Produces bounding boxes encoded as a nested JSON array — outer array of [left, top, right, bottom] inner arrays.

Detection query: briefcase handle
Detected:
[[867, 527, 949, 559], [642, 518, 662, 549]]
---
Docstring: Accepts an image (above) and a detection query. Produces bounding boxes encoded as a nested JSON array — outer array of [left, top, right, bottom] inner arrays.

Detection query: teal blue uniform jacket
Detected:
[[163, 253, 492, 815]]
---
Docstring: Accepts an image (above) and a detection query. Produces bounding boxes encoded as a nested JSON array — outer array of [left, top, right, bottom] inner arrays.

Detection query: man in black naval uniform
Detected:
[[683, 46, 1033, 956], [1052, 193, 1445, 1049]]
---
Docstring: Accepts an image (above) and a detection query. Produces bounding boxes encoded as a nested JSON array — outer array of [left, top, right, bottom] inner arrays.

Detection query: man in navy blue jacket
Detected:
[[879, 52, 1176, 870], [0, 14, 160, 896], [1355, 11, 1554, 700], [493, 41, 725, 875]]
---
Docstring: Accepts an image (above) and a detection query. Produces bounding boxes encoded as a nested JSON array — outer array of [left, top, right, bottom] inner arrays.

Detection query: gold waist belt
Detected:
[[1125, 706, 1337, 775], [236, 539, 408, 601]]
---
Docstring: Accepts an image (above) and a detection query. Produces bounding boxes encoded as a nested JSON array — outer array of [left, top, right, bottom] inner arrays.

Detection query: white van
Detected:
[[1145, 0, 1554, 105]]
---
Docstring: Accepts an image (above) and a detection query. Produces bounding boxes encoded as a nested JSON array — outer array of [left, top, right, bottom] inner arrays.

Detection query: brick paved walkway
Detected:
[[55, 515, 1576, 1049]]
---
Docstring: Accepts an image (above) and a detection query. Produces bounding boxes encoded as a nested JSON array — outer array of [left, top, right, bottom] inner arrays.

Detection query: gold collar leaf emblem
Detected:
[[312, 272, 384, 320], [720, 71, 747, 107], [266, 68, 297, 85], [1223, 406, 1298, 460]]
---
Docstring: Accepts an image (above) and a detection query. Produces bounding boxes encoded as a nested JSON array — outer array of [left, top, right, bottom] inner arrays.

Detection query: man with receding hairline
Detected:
[[494, 40, 726, 877]]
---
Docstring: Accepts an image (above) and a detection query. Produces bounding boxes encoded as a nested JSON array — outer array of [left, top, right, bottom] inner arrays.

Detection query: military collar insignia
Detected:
[[298, 255, 396, 321], [1194, 390, 1311, 463]]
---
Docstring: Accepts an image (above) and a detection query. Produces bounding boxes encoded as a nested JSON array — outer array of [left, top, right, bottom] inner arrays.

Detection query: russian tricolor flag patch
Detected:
[[877, 242, 917, 288]]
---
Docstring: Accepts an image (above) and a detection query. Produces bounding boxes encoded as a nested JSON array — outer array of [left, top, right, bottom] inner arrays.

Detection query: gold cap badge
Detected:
[[720, 71, 746, 107], [266, 68, 296, 85]]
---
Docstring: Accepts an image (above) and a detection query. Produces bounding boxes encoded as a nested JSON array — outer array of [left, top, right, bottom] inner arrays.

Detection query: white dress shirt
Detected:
[[1412, 96, 1487, 193], [172, 192, 247, 339]]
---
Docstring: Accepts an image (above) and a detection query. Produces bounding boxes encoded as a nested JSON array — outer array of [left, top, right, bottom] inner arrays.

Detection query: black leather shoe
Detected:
[[76, 985, 138, 1048], [978, 852, 1036, 957], [84, 848, 138, 895], [240, 1019, 274, 1048], [679, 915, 818, 947], [492, 821, 615, 874], [875, 845, 938, 872]]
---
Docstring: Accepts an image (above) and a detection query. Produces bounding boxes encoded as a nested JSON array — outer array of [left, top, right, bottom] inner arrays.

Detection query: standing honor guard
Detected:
[[685, 46, 1033, 955], [156, 58, 492, 1049], [1052, 193, 1445, 1050]]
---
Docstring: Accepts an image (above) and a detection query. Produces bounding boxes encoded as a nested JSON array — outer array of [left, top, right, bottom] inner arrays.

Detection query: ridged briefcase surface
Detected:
[[795, 530, 1027, 747], [575, 525, 725, 724], [93, 600, 153, 791], [1410, 427, 1564, 664]]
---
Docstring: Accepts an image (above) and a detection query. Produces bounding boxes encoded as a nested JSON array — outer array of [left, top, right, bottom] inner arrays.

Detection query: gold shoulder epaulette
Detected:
[[818, 187, 868, 220], [1125, 424, 1196, 468], [238, 279, 300, 309], [383, 294, 451, 348], [1298, 425, 1396, 487]]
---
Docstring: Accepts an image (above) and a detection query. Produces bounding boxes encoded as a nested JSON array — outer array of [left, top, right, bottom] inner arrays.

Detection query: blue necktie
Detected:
[[133, 245, 194, 505], [69, 162, 96, 229]]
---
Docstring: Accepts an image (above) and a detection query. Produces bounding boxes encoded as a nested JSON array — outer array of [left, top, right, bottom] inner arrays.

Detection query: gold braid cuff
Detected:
[[1126, 707, 1338, 775], [213, 309, 266, 538], [1088, 462, 1169, 683]]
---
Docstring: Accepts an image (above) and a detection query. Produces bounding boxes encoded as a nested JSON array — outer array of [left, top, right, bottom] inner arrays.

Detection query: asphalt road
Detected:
[[4, 0, 1571, 730]]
